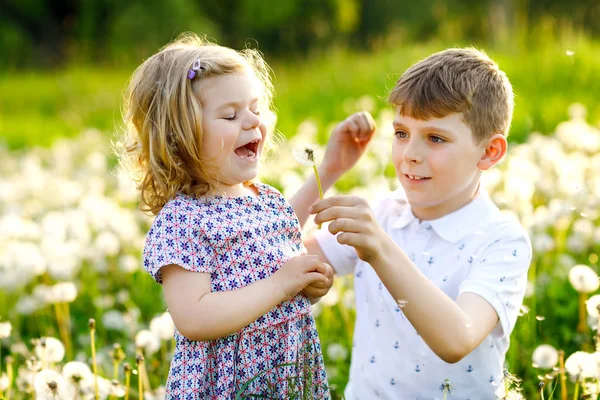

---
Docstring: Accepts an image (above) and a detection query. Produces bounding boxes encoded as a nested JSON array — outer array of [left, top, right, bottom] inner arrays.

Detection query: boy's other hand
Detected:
[[301, 262, 334, 302], [321, 111, 376, 179], [310, 195, 393, 264]]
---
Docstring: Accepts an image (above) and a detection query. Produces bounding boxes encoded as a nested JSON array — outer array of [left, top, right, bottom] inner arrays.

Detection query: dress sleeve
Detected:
[[143, 201, 217, 284], [458, 227, 532, 339]]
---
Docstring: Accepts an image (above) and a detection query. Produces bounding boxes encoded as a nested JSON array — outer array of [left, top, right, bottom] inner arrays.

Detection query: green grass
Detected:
[[1, 36, 599, 149]]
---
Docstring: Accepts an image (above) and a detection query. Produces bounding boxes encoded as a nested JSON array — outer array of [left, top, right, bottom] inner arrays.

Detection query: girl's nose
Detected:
[[242, 110, 262, 131]]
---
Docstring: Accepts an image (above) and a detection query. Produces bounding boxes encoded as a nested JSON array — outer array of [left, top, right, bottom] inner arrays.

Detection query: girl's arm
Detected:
[[161, 255, 328, 341]]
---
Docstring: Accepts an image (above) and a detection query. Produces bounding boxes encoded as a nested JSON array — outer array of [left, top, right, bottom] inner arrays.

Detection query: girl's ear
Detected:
[[477, 134, 507, 171]]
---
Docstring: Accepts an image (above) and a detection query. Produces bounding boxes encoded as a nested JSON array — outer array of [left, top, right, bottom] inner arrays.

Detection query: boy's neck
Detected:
[[412, 182, 481, 222]]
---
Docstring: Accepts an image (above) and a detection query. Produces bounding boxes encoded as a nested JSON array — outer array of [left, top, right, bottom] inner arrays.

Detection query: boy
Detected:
[[292, 48, 531, 398]]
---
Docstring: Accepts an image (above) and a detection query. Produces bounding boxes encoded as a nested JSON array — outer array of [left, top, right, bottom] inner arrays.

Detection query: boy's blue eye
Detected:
[[430, 135, 445, 143], [394, 130, 408, 138]]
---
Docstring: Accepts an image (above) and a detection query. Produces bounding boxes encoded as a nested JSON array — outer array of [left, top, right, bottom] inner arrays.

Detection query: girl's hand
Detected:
[[301, 262, 334, 302], [271, 255, 329, 302], [310, 195, 393, 264], [320, 111, 376, 179]]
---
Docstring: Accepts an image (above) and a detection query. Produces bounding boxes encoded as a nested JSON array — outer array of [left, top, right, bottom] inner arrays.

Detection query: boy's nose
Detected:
[[242, 111, 262, 131], [402, 142, 424, 164]]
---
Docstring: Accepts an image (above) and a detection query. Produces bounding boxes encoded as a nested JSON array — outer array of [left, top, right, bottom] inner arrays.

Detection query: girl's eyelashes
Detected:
[[252, 109, 260, 116], [223, 114, 236, 121]]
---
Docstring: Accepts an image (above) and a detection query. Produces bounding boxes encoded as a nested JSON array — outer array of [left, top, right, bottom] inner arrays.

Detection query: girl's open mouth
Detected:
[[234, 139, 260, 159]]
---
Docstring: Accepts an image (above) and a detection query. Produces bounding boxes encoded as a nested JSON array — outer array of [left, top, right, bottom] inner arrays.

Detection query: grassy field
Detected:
[[1, 36, 599, 149]]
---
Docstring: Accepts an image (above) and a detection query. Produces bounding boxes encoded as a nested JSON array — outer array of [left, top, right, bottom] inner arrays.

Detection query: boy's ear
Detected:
[[477, 134, 507, 170]]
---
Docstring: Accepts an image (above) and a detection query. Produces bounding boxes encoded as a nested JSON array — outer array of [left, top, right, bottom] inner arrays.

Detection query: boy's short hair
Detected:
[[389, 48, 514, 143]]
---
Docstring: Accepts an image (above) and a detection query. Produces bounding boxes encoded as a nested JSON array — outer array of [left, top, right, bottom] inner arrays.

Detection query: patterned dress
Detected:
[[144, 183, 330, 399]]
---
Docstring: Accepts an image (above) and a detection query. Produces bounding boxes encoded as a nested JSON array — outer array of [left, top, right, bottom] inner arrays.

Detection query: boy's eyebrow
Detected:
[[393, 120, 455, 136]]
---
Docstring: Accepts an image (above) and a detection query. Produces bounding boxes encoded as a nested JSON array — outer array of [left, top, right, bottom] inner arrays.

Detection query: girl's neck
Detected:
[[211, 182, 259, 198]]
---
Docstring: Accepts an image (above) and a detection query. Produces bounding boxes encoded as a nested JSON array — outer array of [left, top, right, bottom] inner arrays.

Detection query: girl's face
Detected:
[[195, 70, 267, 196]]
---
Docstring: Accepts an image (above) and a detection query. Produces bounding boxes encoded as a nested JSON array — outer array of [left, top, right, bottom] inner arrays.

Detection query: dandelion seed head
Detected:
[[532, 344, 559, 369], [0, 321, 12, 339], [569, 264, 600, 293]]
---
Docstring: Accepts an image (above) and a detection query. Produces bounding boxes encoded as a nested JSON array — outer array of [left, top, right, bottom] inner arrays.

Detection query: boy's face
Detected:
[[392, 110, 488, 220]]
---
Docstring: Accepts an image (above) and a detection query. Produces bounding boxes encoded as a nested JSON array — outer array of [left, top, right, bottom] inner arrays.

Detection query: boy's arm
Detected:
[[289, 111, 376, 228], [311, 195, 530, 363]]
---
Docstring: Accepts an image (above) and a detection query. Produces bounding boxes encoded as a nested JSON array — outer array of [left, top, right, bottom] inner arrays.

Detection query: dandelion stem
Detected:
[[558, 350, 567, 400], [572, 380, 579, 400], [89, 319, 99, 400], [313, 165, 324, 229], [136, 354, 145, 400], [577, 293, 589, 351], [7, 357, 13, 400], [62, 302, 73, 360], [124, 364, 131, 400]]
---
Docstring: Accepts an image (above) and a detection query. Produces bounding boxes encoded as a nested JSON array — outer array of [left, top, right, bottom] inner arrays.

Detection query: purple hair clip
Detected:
[[187, 58, 203, 79]]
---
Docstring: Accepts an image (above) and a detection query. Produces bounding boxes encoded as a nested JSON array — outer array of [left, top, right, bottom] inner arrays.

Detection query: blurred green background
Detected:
[[1, 0, 599, 149], [1, 0, 600, 398]]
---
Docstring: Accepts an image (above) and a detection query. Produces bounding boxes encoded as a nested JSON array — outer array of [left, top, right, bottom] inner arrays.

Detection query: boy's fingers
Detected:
[[307, 272, 329, 285], [327, 218, 363, 235], [362, 111, 376, 130], [313, 207, 361, 225], [309, 195, 361, 214]]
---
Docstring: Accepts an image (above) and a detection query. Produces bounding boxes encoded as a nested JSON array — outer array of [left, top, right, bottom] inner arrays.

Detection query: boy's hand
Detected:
[[301, 262, 334, 303], [321, 111, 376, 179], [310, 195, 393, 264]]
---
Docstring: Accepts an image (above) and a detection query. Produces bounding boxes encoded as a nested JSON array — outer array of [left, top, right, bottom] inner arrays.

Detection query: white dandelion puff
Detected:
[[135, 330, 161, 356], [569, 264, 600, 293], [0, 321, 12, 339], [34, 337, 66, 364], [33, 369, 66, 399], [531, 344, 559, 369], [326, 343, 348, 362]]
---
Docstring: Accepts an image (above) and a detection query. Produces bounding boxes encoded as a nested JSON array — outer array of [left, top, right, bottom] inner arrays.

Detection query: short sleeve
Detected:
[[312, 195, 395, 276], [458, 228, 532, 339], [143, 200, 217, 284], [313, 228, 360, 276]]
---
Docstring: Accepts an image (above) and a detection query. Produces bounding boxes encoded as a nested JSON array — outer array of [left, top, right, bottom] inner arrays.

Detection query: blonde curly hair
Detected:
[[117, 33, 276, 215]]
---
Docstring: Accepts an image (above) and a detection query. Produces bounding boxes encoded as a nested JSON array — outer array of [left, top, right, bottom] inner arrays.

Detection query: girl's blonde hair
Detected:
[[118, 33, 276, 215]]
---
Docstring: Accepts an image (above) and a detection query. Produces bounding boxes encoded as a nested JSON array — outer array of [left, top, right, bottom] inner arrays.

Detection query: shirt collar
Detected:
[[391, 189, 500, 243]]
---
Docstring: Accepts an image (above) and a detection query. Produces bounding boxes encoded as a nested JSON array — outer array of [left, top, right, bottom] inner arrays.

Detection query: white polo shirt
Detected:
[[315, 188, 532, 400]]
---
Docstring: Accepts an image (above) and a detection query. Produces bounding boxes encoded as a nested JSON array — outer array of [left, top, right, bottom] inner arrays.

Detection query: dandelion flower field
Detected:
[[1, 104, 600, 399]]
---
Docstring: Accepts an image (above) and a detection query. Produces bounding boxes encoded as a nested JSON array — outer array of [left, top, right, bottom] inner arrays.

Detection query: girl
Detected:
[[119, 33, 334, 399]]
